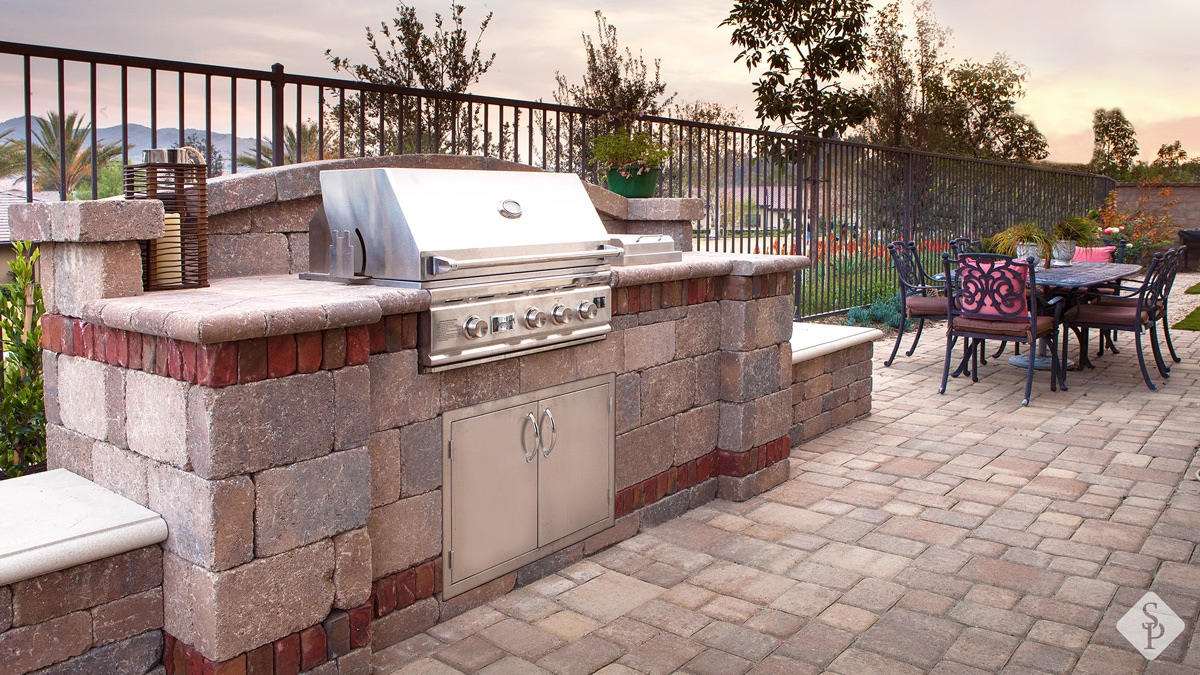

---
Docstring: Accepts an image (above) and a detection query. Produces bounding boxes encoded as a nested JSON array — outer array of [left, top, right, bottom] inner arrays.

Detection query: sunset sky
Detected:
[[2, 0, 1196, 164]]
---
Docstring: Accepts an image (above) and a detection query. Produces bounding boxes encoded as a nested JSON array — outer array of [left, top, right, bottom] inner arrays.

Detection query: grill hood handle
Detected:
[[428, 244, 624, 275]]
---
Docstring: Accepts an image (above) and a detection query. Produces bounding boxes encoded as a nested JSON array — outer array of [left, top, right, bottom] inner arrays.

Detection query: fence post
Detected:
[[903, 151, 914, 242], [270, 63, 285, 167]]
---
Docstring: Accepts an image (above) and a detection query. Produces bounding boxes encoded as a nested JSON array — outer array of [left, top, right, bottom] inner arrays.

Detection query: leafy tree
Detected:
[[0, 241, 45, 479], [860, 0, 949, 149], [28, 111, 122, 196], [0, 130, 24, 179], [326, 2, 495, 155], [723, 0, 873, 138], [174, 132, 225, 178], [1090, 108, 1138, 179], [929, 55, 1047, 162], [554, 11, 675, 117], [72, 161, 124, 200], [670, 100, 741, 127], [237, 122, 332, 168], [1154, 140, 1187, 168]]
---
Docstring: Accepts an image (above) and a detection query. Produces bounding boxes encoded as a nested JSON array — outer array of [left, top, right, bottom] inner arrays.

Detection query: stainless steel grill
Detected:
[[304, 168, 621, 371]]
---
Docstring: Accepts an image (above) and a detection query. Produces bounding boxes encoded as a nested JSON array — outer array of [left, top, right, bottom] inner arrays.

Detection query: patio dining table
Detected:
[[1009, 261, 1143, 369]]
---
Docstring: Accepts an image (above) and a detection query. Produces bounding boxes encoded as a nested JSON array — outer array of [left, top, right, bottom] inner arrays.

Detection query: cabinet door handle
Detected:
[[540, 408, 557, 457], [523, 412, 539, 463]]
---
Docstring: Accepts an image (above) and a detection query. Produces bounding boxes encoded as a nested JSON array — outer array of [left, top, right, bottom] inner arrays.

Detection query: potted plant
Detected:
[[1050, 216, 1101, 264], [592, 129, 670, 198], [990, 221, 1055, 268]]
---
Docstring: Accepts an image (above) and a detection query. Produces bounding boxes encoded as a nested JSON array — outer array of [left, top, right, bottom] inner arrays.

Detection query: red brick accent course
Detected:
[[41, 313, 420, 388], [368, 558, 443, 622], [614, 435, 791, 518]]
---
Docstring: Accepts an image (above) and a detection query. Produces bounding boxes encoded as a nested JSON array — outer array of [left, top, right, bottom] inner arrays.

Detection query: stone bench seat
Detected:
[[789, 322, 882, 444], [790, 322, 883, 364], [0, 469, 166, 586]]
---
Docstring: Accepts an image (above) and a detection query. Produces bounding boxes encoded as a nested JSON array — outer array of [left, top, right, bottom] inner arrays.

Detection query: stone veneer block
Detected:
[[8, 199, 165, 242], [125, 370, 190, 468], [162, 542, 335, 662], [639, 359, 697, 424], [91, 442, 152, 506], [91, 588, 164, 645], [0, 470, 166, 587], [623, 322, 675, 371], [35, 629, 164, 675], [46, 424, 94, 480], [372, 597, 440, 651], [673, 403, 719, 465], [42, 241, 144, 317], [334, 366, 371, 450], [333, 529, 373, 610], [400, 418, 442, 498], [254, 449, 371, 557], [148, 465, 254, 572], [209, 233, 291, 278], [368, 491, 441, 579], [187, 371, 335, 480], [368, 429, 402, 508], [369, 351, 441, 432], [56, 355, 124, 443], [615, 417, 675, 491], [720, 346, 783, 403], [718, 389, 793, 453], [0, 611, 92, 673], [9, 544, 161, 626]]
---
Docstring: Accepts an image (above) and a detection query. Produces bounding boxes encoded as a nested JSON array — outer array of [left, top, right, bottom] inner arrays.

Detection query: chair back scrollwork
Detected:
[[954, 254, 1032, 320]]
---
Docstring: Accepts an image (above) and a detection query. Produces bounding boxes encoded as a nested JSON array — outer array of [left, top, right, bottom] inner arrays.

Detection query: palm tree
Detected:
[[0, 129, 25, 179], [237, 121, 333, 168], [29, 111, 122, 195]]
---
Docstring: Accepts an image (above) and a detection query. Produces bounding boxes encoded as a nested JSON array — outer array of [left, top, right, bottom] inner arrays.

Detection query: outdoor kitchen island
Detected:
[[11, 159, 811, 673]]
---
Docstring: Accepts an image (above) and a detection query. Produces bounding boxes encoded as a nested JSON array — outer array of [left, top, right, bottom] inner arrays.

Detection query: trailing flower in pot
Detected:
[[990, 221, 1055, 268], [592, 128, 670, 198]]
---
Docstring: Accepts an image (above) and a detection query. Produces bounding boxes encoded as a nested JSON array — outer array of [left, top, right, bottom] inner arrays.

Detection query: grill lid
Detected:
[[315, 168, 620, 284]]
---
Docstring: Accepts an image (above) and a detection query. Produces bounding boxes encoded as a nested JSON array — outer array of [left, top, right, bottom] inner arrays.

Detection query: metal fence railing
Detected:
[[0, 41, 1115, 318]]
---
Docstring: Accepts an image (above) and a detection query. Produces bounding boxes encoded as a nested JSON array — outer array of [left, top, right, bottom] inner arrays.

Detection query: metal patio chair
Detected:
[[884, 241, 947, 367], [1061, 250, 1174, 391], [940, 252, 1065, 406]]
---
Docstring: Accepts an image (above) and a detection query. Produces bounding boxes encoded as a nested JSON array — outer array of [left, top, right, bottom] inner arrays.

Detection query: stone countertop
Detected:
[[82, 252, 809, 344], [609, 251, 810, 287]]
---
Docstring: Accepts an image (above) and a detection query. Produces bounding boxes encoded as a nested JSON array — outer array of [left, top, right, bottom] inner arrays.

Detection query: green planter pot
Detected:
[[605, 166, 661, 198]]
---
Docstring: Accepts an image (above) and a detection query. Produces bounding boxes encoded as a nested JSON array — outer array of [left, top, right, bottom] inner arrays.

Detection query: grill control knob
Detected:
[[463, 316, 489, 339], [576, 300, 599, 320], [551, 304, 574, 324], [524, 308, 548, 329]]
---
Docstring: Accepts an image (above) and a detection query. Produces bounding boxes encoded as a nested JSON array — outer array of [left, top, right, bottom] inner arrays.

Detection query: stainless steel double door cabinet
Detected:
[[442, 373, 615, 599]]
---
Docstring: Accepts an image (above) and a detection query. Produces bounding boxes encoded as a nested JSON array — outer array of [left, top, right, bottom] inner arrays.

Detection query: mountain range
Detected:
[[0, 116, 264, 169]]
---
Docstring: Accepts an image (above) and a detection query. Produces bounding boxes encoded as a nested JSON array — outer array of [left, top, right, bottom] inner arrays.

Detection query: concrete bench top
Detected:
[[790, 322, 883, 364], [0, 469, 167, 586]]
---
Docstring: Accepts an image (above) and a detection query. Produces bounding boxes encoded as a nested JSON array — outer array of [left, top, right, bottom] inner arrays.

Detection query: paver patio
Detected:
[[375, 288, 1200, 674]]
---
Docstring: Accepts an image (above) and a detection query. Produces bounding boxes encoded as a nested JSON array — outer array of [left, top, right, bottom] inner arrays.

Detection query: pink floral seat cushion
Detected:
[[1072, 246, 1116, 263]]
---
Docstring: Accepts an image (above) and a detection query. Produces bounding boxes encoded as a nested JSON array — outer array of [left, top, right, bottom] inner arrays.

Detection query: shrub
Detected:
[[0, 241, 46, 479], [845, 291, 906, 331]]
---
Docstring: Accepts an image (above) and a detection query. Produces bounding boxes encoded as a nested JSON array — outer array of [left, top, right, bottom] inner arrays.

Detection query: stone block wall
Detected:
[[1115, 183, 1200, 231], [790, 341, 874, 443], [14, 158, 810, 673], [0, 546, 163, 674]]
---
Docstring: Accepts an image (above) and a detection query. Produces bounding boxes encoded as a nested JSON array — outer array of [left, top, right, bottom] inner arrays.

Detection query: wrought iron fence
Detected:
[[0, 41, 1115, 318]]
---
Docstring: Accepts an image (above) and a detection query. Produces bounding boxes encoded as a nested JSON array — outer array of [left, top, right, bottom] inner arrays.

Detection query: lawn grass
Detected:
[[1173, 306, 1200, 331], [1185, 281, 1200, 294]]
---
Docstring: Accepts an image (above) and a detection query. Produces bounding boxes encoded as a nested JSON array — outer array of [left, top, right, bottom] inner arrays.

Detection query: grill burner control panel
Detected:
[[425, 285, 612, 371]]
